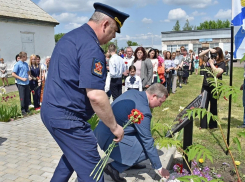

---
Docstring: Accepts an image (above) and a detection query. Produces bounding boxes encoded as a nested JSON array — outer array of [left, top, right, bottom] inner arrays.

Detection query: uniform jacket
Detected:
[[132, 58, 153, 88], [94, 90, 162, 169]]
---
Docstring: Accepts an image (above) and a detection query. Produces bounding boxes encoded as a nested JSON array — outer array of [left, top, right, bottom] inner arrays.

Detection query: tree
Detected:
[[126, 40, 139, 46], [55, 33, 65, 43], [182, 19, 193, 31], [172, 20, 181, 31], [197, 19, 230, 30]]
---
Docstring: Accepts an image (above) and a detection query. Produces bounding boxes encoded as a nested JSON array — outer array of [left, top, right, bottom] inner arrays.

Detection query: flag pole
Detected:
[[226, 24, 234, 155]]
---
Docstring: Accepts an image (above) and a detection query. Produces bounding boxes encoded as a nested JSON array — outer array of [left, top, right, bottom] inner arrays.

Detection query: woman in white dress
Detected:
[[0, 58, 9, 87]]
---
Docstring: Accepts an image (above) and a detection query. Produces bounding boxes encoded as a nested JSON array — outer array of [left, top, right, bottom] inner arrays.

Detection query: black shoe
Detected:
[[104, 163, 126, 182], [22, 112, 27, 116], [127, 163, 146, 170]]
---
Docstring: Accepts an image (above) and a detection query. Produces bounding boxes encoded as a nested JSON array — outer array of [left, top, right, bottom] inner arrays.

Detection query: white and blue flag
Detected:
[[232, 0, 245, 59]]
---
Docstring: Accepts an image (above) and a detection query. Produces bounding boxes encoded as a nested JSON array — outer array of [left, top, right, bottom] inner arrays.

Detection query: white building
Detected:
[[0, 0, 59, 70], [161, 28, 231, 55]]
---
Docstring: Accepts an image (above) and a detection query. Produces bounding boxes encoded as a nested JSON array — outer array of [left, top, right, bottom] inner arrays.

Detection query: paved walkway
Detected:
[[0, 114, 175, 182], [3, 85, 18, 94]]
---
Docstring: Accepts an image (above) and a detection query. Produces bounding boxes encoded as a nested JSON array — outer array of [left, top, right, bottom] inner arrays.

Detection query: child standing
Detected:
[[194, 56, 199, 75], [12, 52, 30, 115], [125, 65, 142, 91]]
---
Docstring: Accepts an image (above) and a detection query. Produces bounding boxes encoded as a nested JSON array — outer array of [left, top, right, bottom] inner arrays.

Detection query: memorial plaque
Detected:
[[165, 90, 207, 138]]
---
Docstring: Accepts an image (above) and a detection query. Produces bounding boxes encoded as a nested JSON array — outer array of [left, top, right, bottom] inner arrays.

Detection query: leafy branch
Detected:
[[186, 144, 213, 164]]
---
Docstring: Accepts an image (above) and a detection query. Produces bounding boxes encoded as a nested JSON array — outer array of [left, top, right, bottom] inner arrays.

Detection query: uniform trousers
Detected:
[[18, 84, 30, 114], [110, 77, 122, 101], [41, 110, 104, 182], [111, 151, 147, 173], [200, 85, 218, 129]]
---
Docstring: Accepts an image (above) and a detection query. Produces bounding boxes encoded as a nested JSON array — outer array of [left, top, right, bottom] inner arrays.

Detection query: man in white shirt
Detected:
[[109, 43, 126, 100], [124, 47, 135, 69]]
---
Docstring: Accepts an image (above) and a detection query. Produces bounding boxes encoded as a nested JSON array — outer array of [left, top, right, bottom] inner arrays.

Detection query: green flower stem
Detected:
[[90, 146, 111, 176], [93, 142, 115, 179], [96, 142, 116, 181]]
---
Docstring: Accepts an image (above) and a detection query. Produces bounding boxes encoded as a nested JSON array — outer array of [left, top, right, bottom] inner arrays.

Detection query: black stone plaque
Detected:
[[165, 90, 207, 138]]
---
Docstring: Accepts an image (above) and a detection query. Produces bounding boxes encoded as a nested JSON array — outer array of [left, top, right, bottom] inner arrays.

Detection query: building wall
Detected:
[[0, 21, 55, 70]]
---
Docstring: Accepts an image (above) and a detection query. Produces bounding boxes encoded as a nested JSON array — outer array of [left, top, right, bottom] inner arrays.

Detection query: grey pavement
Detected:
[[4, 84, 18, 94], [0, 114, 176, 182]]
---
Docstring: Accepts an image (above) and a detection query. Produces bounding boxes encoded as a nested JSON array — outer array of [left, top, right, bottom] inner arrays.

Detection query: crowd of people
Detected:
[[10, 52, 50, 115], [105, 45, 204, 100]]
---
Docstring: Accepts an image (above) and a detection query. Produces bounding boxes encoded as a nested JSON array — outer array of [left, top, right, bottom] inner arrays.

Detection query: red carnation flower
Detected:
[[128, 109, 144, 124], [176, 163, 183, 173], [125, 61, 128, 64]]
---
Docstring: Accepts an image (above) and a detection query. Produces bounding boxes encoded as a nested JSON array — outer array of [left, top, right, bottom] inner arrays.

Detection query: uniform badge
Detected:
[[92, 58, 104, 77]]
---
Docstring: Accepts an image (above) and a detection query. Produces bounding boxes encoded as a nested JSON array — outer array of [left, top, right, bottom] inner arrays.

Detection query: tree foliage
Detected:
[[172, 19, 230, 32], [183, 19, 193, 31], [126, 40, 139, 46], [197, 19, 230, 30], [55, 33, 65, 43], [172, 20, 181, 31]]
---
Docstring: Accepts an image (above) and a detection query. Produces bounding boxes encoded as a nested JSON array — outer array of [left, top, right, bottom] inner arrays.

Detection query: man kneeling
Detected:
[[94, 83, 170, 182]]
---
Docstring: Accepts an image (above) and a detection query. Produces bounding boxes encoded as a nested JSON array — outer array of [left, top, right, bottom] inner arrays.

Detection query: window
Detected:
[[209, 43, 219, 48], [167, 44, 188, 52], [193, 44, 202, 55]]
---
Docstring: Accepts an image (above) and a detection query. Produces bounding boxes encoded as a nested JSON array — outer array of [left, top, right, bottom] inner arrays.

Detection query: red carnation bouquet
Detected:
[[90, 109, 144, 181]]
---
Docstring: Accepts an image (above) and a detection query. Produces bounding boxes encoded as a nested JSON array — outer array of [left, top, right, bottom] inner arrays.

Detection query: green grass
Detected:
[[0, 77, 16, 86], [1, 91, 40, 121], [152, 67, 245, 176]]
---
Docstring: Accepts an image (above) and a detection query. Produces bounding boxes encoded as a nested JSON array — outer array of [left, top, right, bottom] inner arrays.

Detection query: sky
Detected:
[[32, 0, 231, 48]]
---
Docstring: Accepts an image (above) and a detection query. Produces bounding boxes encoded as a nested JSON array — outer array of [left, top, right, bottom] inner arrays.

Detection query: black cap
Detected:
[[93, 2, 129, 33]]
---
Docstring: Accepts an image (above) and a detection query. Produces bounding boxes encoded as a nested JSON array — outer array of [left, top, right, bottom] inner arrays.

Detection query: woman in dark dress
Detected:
[[199, 47, 225, 129], [29, 55, 41, 111]]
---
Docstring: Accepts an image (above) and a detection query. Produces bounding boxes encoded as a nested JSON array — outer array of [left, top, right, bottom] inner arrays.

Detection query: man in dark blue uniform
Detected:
[[94, 83, 170, 182], [41, 3, 129, 182]]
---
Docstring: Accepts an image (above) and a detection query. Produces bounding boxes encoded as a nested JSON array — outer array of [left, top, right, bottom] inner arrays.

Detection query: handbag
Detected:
[[177, 68, 184, 76]]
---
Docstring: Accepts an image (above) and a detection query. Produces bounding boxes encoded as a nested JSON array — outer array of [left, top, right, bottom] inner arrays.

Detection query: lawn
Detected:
[[152, 67, 245, 181], [0, 77, 16, 87]]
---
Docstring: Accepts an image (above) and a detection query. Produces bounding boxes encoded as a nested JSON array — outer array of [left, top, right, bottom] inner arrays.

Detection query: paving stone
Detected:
[[41, 166, 55, 173], [1, 174, 18, 181], [28, 174, 46, 181], [41, 172, 53, 178], [4, 163, 18, 169], [15, 177, 31, 182]]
